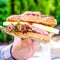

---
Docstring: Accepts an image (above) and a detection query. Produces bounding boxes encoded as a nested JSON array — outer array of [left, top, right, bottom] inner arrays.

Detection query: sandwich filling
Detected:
[[7, 22, 49, 36]]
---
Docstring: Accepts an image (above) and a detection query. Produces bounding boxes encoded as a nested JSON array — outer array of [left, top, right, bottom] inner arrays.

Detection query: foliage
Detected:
[[0, 0, 11, 22], [0, 25, 14, 43], [0, 0, 60, 23], [0, 0, 60, 43]]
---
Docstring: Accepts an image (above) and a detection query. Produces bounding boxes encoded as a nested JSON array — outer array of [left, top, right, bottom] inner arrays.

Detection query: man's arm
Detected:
[[0, 44, 13, 60]]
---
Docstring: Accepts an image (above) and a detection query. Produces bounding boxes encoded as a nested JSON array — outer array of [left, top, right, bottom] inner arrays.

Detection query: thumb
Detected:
[[21, 11, 32, 16], [13, 36, 22, 48]]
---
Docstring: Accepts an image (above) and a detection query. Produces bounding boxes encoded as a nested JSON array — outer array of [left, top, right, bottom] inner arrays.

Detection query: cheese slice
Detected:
[[3, 22, 59, 34], [3, 22, 28, 26], [32, 23, 59, 34]]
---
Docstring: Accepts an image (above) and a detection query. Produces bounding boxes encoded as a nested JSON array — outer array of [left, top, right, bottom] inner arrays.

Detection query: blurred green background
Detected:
[[0, 0, 60, 44]]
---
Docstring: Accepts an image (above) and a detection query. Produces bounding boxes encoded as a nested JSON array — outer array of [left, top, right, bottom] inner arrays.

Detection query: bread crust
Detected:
[[4, 28, 51, 43], [6, 15, 57, 27]]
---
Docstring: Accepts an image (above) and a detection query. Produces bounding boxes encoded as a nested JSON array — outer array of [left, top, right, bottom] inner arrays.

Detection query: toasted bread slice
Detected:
[[4, 28, 51, 43], [6, 15, 57, 27]]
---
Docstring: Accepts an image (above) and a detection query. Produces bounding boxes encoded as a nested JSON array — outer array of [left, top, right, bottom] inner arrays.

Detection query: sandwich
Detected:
[[3, 15, 59, 43]]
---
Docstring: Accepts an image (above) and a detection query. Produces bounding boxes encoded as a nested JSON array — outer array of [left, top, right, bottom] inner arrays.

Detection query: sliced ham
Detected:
[[30, 26, 49, 35], [8, 23, 49, 36]]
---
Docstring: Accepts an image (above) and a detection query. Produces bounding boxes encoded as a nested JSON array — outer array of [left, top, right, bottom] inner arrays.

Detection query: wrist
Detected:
[[10, 45, 17, 60]]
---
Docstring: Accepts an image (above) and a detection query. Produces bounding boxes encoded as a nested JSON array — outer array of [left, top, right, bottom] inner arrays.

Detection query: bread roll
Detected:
[[6, 15, 57, 27]]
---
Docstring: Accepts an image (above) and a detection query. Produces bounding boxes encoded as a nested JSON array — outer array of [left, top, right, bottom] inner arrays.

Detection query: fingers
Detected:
[[14, 37, 33, 48], [13, 35, 39, 50], [32, 40, 40, 51], [21, 11, 32, 16], [24, 44, 34, 59], [21, 39, 33, 47], [14, 37, 39, 49], [23, 40, 40, 59], [21, 11, 41, 16], [32, 12, 41, 16]]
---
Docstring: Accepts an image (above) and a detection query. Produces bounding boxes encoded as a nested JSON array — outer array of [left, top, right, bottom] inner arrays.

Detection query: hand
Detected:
[[11, 36, 39, 60], [11, 11, 40, 60]]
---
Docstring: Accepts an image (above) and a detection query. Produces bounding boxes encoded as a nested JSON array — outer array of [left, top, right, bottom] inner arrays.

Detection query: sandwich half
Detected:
[[3, 15, 59, 43]]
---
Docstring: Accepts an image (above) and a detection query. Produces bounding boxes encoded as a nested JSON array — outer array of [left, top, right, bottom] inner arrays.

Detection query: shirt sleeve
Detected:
[[0, 43, 14, 60]]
